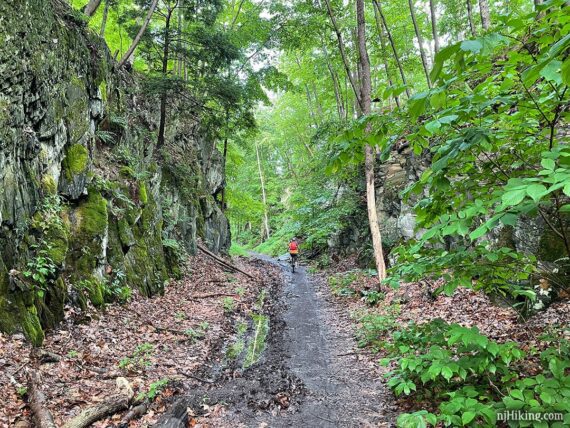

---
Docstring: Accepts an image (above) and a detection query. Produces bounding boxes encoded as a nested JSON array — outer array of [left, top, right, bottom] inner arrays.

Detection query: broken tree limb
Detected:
[[62, 378, 133, 428], [197, 244, 254, 279], [153, 399, 188, 428], [191, 292, 239, 299], [27, 369, 57, 428], [118, 402, 148, 428]]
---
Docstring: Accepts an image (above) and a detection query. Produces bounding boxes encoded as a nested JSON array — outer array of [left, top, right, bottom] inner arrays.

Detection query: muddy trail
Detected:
[[159, 256, 395, 427]]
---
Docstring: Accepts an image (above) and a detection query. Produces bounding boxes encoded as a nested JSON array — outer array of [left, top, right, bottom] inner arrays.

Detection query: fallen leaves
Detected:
[[0, 253, 271, 428]]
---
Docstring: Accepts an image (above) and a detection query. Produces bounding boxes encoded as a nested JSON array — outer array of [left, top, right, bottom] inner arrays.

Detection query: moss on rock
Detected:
[[78, 188, 108, 237], [63, 144, 89, 180]]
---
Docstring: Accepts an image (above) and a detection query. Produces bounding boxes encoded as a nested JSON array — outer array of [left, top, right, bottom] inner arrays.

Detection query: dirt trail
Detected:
[[184, 256, 395, 427]]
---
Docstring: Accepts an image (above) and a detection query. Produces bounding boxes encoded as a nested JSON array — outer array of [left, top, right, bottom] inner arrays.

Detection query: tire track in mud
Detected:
[[157, 256, 395, 427]]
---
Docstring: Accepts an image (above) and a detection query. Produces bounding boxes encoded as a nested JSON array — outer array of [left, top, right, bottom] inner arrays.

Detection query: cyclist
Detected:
[[288, 237, 299, 271]]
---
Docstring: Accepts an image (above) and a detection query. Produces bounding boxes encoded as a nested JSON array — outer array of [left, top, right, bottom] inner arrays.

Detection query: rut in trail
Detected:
[[159, 257, 395, 427]]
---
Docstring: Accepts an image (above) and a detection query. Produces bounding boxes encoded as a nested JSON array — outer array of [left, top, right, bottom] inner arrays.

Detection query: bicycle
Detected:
[[290, 254, 297, 273]]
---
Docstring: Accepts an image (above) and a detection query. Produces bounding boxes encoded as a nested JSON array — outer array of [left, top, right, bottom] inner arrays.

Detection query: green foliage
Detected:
[[136, 378, 169, 402], [222, 297, 235, 314], [229, 243, 250, 257], [328, 271, 359, 297], [377, 2, 570, 299], [377, 320, 570, 427], [23, 247, 58, 298], [118, 342, 154, 371]]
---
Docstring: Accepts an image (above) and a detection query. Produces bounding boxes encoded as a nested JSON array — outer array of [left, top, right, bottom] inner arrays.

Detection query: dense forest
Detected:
[[0, 0, 569, 427]]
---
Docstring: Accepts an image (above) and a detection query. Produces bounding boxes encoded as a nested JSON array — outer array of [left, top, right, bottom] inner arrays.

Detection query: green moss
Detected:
[[118, 218, 135, 247], [41, 175, 57, 195], [120, 166, 135, 178], [21, 305, 45, 347], [78, 189, 108, 237], [139, 182, 148, 205], [44, 222, 69, 266], [62, 144, 89, 180], [99, 81, 107, 102], [87, 278, 105, 307]]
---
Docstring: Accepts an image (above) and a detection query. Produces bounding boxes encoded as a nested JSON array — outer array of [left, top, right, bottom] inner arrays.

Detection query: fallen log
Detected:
[[197, 244, 254, 279], [153, 399, 188, 428], [118, 402, 148, 427], [27, 369, 57, 428], [62, 377, 133, 428]]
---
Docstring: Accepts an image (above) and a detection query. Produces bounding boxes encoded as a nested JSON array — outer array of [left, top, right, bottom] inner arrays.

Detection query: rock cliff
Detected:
[[0, 0, 230, 345]]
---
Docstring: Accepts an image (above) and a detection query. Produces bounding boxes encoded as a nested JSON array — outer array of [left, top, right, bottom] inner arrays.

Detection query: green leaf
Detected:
[[540, 60, 562, 85], [500, 213, 518, 226], [438, 115, 458, 124], [563, 183, 570, 197], [501, 188, 527, 206], [526, 184, 547, 202], [461, 411, 476, 425], [559, 204, 570, 213], [442, 366, 453, 381], [460, 40, 483, 53], [541, 158, 556, 170], [425, 120, 441, 134], [562, 58, 570, 86], [469, 223, 488, 240]]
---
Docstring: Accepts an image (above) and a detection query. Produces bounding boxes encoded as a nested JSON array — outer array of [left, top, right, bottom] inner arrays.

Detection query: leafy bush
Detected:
[[379, 320, 570, 427]]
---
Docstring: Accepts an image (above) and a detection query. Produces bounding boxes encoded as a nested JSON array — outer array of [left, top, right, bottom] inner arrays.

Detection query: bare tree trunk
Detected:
[[312, 82, 323, 117], [479, 0, 491, 30], [466, 0, 477, 37], [408, 0, 432, 88], [429, 0, 440, 53], [255, 143, 270, 240], [84, 0, 102, 17], [99, 0, 110, 37], [372, 0, 411, 98], [372, 1, 400, 108], [176, 0, 184, 76], [157, 6, 174, 149], [356, 0, 387, 284], [323, 0, 362, 108], [118, 0, 160, 67], [322, 43, 346, 119]]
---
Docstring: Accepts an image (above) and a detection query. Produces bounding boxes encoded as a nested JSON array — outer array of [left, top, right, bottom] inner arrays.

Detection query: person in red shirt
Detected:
[[288, 237, 299, 271]]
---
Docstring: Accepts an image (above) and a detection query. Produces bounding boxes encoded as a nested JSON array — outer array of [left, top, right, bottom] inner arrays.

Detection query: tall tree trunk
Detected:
[[295, 55, 318, 127], [157, 7, 173, 149], [372, 0, 411, 98], [322, 43, 346, 120], [221, 136, 228, 211], [99, 0, 110, 37], [176, 0, 184, 76], [408, 0, 432, 88], [356, 0, 387, 283], [429, 0, 440, 53], [84, 0, 102, 17], [466, 0, 477, 37], [479, 0, 490, 30], [312, 82, 323, 117], [372, 1, 400, 108], [323, 0, 362, 108], [255, 143, 270, 240], [118, 0, 160, 67]]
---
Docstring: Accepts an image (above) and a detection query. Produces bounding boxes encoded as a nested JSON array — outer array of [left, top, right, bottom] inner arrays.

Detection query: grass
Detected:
[[229, 243, 250, 257]]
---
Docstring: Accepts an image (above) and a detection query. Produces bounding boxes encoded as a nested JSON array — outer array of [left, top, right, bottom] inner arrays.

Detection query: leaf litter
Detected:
[[0, 253, 275, 428]]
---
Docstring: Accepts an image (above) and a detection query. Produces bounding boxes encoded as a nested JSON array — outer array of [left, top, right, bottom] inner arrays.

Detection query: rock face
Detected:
[[0, 0, 230, 345]]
